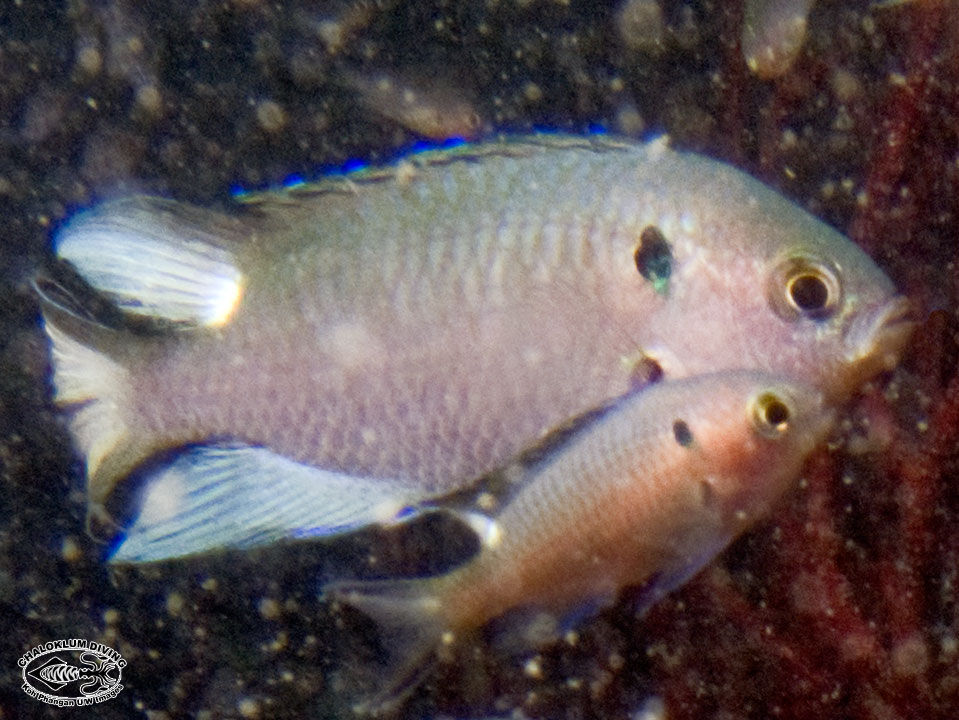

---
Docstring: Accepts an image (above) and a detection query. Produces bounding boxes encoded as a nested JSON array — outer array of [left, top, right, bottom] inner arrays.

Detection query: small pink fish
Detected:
[[327, 370, 836, 714]]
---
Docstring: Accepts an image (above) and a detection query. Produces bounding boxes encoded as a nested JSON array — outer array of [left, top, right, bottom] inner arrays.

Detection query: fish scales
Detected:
[[36, 134, 912, 554], [328, 370, 836, 713], [55, 140, 650, 491], [264, 147, 612, 319]]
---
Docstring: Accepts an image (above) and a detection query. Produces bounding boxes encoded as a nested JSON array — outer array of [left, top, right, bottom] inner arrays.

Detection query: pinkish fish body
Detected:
[[35, 134, 911, 561], [328, 370, 836, 714]]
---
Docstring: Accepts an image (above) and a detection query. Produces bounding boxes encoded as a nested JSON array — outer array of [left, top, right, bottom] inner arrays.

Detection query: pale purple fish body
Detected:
[[36, 133, 912, 561]]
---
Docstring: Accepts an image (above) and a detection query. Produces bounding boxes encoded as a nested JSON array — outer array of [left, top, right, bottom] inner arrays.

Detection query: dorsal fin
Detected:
[[234, 133, 638, 208], [53, 196, 246, 328], [428, 385, 651, 521]]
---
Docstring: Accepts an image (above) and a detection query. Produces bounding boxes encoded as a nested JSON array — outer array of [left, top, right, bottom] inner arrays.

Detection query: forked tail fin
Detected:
[[35, 194, 248, 519], [42, 318, 131, 490], [35, 279, 162, 524], [324, 577, 449, 716]]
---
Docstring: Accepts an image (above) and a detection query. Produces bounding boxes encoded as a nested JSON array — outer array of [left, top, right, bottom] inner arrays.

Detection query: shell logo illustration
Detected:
[[19, 639, 125, 706]]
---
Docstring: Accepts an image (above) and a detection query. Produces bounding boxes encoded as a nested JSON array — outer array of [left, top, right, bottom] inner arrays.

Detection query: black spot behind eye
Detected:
[[673, 419, 694, 447], [634, 225, 672, 295], [629, 355, 664, 389]]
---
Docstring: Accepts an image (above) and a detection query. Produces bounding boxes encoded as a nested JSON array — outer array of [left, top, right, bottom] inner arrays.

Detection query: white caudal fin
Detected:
[[110, 445, 430, 563], [43, 319, 131, 485], [55, 197, 244, 327]]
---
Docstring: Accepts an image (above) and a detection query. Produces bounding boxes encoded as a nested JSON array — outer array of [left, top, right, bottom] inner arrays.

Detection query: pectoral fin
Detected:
[[323, 576, 445, 716], [110, 445, 428, 563]]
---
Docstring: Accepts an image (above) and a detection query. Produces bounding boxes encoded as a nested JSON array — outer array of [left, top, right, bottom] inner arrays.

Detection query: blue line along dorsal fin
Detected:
[[54, 196, 245, 328], [232, 132, 639, 208], [110, 445, 430, 564]]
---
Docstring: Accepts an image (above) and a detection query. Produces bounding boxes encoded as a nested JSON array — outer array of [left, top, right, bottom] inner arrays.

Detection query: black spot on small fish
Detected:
[[634, 225, 672, 295], [673, 419, 694, 447]]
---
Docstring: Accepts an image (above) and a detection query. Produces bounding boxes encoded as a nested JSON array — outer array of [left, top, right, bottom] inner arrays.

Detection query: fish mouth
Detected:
[[844, 294, 916, 374]]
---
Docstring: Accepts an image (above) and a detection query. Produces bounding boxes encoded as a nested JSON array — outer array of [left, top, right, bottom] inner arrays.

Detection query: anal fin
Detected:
[[110, 445, 430, 563]]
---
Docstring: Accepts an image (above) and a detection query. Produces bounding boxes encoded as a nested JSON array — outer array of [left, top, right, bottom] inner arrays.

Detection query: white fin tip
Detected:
[[56, 201, 244, 327]]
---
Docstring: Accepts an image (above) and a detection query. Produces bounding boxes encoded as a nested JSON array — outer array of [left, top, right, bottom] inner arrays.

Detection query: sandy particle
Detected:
[[256, 99, 288, 132]]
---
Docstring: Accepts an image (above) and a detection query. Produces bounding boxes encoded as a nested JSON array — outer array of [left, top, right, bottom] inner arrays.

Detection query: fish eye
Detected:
[[634, 225, 672, 295], [750, 391, 792, 438], [768, 256, 842, 321]]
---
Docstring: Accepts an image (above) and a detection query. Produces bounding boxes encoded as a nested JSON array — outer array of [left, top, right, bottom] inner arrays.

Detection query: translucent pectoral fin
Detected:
[[323, 577, 445, 716], [109, 445, 426, 563], [630, 534, 731, 618]]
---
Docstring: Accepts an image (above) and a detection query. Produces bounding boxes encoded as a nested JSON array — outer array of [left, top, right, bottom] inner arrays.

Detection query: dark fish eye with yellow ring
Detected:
[[768, 256, 842, 321], [751, 391, 792, 438]]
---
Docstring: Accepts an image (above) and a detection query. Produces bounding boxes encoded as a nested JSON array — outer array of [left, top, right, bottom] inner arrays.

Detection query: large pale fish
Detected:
[[35, 134, 911, 558], [326, 370, 836, 714]]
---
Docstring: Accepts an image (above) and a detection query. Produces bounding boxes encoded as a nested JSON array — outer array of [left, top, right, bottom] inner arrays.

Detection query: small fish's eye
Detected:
[[751, 391, 792, 438], [673, 419, 694, 447], [768, 256, 842, 321], [634, 225, 672, 295]]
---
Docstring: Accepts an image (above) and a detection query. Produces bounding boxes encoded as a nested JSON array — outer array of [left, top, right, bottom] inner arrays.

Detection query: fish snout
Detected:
[[843, 294, 916, 374]]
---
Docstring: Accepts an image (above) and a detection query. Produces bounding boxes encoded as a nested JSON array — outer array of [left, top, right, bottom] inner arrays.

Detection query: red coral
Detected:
[[640, 2, 959, 718]]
